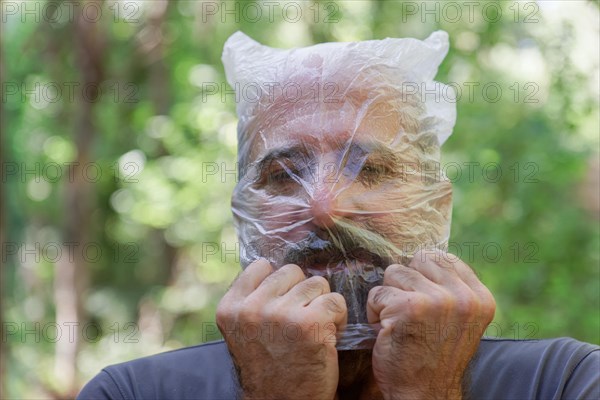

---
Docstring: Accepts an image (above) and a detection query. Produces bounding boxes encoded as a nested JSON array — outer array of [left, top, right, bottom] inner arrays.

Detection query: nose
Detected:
[[310, 187, 350, 228], [311, 191, 335, 227]]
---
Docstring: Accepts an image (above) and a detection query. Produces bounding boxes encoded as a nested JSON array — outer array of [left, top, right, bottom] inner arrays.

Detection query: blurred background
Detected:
[[1, 0, 599, 398]]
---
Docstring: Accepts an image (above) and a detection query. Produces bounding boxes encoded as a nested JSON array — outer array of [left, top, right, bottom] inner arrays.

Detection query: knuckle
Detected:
[[259, 273, 278, 287], [216, 302, 242, 336], [263, 264, 304, 286], [368, 286, 384, 304], [411, 248, 433, 266], [281, 263, 304, 278], [330, 291, 346, 303], [307, 275, 329, 291], [408, 255, 419, 270], [295, 283, 318, 301], [431, 248, 447, 261], [238, 302, 263, 322], [215, 304, 233, 325], [323, 293, 346, 315], [260, 302, 284, 322], [437, 253, 458, 271], [263, 263, 288, 278], [481, 296, 497, 322], [302, 276, 327, 292], [474, 285, 496, 320], [385, 264, 405, 275], [444, 252, 461, 264], [384, 264, 411, 281], [454, 296, 476, 318], [402, 270, 420, 287]]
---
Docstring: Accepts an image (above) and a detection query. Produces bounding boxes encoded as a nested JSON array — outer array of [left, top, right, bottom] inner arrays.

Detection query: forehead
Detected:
[[245, 98, 408, 163]]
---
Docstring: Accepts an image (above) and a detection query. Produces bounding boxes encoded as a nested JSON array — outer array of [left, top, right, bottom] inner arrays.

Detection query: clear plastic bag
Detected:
[[222, 31, 456, 350]]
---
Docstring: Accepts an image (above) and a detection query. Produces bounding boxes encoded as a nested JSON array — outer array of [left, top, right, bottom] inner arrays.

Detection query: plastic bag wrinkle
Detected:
[[222, 31, 456, 350]]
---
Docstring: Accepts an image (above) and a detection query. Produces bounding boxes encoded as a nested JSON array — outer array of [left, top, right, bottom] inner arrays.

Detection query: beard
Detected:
[[277, 219, 410, 354], [282, 221, 404, 325], [239, 214, 412, 351]]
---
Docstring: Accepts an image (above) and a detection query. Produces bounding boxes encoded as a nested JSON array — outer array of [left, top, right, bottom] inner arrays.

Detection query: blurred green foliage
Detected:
[[2, 1, 598, 398]]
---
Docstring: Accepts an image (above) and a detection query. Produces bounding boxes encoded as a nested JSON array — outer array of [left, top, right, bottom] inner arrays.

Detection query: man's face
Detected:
[[233, 86, 452, 325]]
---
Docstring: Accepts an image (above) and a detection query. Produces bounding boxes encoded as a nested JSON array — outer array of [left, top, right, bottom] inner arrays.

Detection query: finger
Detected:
[[227, 258, 274, 299], [383, 264, 438, 292], [446, 254, 497, 315], [282, 275, 330, 306], [418, 251, 496, 320], [441, 253, 484, 289], [408, 249, 459, 282], [432, 251, 494, 300], [366, 285, 405, 324], [308, 292, 348, 328], [367, 286, 432, 332], [254, 263, 306, 299]]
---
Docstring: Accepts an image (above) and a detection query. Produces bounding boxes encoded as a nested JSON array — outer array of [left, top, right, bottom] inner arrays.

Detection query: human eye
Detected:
[[357, 160, 398, 187], [267, 164, 296, 184], [361, 163, 386, 176], [257, 159, 303, 193]]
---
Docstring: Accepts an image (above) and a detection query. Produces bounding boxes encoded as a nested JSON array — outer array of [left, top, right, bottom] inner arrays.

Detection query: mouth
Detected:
[[279, 233, 396, 329], [285, 246, 389, 327], [291, 246, 391, 274]]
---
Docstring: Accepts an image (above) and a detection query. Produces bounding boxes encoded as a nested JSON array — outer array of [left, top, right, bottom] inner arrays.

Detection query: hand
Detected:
[[216, 259, 348, 400], [366, 250, 496, 400]]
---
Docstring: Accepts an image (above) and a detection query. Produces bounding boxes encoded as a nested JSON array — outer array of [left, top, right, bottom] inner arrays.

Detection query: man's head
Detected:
[[222, 31, 455, 328]]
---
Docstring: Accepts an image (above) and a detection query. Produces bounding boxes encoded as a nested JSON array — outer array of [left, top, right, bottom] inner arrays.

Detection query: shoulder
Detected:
[[78, 340, 237, 400], [469, 337, 599, 400]]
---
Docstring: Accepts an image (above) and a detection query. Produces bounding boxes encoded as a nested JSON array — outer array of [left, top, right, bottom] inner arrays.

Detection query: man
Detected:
[[79, 31, 599, 400]]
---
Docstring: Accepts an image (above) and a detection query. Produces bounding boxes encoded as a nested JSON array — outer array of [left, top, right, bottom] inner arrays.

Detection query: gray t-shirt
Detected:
[[78, 337, 599, 399]]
